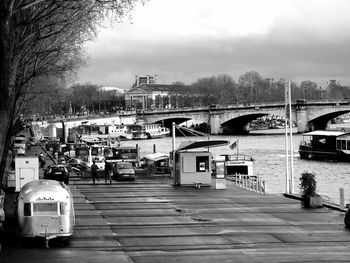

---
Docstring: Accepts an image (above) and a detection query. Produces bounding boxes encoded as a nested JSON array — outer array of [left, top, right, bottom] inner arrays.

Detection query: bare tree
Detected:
[[0, 0, 140, 181], [238, 71, 263, 103]]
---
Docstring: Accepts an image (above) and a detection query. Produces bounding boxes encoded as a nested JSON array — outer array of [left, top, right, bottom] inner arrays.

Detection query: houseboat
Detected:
[[299, 130, 350, 161], [72, 124, 133, 142], [128, 124, 170, 140], [139, 152, 171, 174]]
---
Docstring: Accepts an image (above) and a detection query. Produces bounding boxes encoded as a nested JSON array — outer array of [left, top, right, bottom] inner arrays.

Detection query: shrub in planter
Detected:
[[299, 172, 323, 208]]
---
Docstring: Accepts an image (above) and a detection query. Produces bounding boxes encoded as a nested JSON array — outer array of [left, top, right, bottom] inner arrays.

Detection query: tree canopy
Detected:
[[0, 0, 140, 181]]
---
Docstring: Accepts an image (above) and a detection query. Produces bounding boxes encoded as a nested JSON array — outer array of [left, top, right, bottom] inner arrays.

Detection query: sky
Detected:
[[76, 0, 350, 90]]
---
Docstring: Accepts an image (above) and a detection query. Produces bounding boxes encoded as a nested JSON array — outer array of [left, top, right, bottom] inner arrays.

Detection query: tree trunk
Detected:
[[0, 1, 16, 183]]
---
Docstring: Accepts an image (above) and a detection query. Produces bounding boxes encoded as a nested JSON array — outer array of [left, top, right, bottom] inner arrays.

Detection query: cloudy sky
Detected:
[[76, 0, 350, 90]]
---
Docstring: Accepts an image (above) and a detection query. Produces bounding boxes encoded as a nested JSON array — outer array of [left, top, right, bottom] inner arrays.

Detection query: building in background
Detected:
[[125, 75, 200, 110]]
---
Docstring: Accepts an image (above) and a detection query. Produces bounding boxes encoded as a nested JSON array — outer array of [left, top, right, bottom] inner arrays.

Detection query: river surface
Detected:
[[121, 124, 350, 205]]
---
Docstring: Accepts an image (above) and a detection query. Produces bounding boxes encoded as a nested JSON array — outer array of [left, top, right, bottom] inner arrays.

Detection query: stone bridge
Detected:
[[44, 101, 350, 136], [140, 101, 350, 134]]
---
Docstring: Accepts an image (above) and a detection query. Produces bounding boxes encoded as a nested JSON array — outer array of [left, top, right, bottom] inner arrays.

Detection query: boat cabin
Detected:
[[216, 154, 255, 177], [142, 152, 170, 174], [299, 130, 350, 161]]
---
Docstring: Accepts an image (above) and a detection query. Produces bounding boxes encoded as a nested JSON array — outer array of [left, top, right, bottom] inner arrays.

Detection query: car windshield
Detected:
[[117, 163, 133, 169], [51, 166, 66, 173]]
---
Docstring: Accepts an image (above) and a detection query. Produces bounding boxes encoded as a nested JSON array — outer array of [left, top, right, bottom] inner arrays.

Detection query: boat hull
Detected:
[[299, 146, 350, 162]]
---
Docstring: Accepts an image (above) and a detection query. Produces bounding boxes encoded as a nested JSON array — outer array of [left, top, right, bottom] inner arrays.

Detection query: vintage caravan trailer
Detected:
[[16, 180, 75, 247]]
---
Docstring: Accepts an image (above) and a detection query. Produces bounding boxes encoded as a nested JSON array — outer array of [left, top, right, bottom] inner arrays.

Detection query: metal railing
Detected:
[[228, 174, 266, 195]]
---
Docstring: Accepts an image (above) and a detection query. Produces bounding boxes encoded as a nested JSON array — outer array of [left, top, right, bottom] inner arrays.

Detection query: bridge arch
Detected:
[[153, 117, 192, 128], [220, 113, 269, 134], [307, 110, 350, 131]]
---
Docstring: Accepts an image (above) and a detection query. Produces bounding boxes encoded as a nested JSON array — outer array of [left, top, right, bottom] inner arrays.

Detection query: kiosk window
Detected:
[[196, 156, 209, 172]]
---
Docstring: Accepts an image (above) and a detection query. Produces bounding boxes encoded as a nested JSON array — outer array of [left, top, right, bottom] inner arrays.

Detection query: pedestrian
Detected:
[[104, 160, 112, 184], [91, 160, 99, 184], [39, 152, 46, 168]]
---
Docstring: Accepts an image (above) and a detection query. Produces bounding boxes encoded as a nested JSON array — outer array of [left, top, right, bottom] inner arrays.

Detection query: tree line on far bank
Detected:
[[25, 72, 350, 117]]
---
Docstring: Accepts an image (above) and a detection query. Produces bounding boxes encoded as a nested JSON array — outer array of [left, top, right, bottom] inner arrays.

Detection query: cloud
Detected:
[[76, 0, 350, 89]]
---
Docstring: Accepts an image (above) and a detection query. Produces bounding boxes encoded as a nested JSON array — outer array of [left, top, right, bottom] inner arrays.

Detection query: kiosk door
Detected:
[[215, 161, 226, 189]]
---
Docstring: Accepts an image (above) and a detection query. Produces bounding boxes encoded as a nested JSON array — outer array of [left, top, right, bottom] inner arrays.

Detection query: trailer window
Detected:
[[60, 202, 67, 215], [24, 203, 31, 216], [33, 203, 58, 215]]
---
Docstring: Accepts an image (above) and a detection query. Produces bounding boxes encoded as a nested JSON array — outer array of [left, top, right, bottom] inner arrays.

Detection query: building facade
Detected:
[[125, 75, 204, 110]]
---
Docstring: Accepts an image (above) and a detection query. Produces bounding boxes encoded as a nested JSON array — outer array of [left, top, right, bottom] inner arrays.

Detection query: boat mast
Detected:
[[288, 81, 294, 193], [172, 122, 176, 185], [284, 81, 290, 194]]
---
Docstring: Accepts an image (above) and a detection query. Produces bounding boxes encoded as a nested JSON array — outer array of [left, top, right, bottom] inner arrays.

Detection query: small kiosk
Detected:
[[15, 156, 39, 192], [173, 140, 229, 187]]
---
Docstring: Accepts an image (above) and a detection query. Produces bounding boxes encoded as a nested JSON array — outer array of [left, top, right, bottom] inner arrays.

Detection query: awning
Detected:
[[143, 152, 169, 162], [176, 140, 230, 152]]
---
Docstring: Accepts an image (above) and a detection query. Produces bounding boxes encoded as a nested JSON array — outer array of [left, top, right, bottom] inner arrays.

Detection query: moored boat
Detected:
[[299, 130, 350, 161], [129, 124, 170, 140], [213, 153, 256, 179], [72, 124, 133, 142]]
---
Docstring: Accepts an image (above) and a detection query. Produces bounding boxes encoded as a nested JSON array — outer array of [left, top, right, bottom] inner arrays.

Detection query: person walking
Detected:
[[104, 160, 112, 184], [91, 160, 99, 184], [39, 152, 46, 168]]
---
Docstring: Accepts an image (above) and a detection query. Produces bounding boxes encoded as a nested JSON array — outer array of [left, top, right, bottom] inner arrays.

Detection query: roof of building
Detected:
[[128, 84, 198, 94], [301, 130, 347, 137]]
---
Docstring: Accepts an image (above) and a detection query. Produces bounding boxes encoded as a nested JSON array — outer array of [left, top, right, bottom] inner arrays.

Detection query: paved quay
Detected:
[[1, 142, 350, 262], [3, 173, 350, 263]]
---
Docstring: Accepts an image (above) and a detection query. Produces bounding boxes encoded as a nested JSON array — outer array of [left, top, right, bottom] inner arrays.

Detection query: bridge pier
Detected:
[[295, 108, 308, 133], [210, 116, 222, 135]]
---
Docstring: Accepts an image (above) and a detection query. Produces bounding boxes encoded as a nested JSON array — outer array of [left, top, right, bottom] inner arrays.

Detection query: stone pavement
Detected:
[[2, 143, 350, 262]]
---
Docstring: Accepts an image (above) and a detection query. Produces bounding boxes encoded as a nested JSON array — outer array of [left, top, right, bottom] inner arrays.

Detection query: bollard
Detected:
[[340, 188, 345, 210], [262, 180, 266, 195]]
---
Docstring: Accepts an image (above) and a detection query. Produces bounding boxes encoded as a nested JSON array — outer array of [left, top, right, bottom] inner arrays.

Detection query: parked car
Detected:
[[66, 158, 90, 173], [112, 162, 135, 181], [44, 164, 70, 184]]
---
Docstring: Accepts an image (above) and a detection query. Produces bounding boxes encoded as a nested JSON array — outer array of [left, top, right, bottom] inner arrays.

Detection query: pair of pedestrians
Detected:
[[91, 160, 112, 184]]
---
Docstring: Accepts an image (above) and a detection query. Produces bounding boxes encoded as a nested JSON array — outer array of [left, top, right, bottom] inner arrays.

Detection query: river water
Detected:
[[121, 125, 350, 205]]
